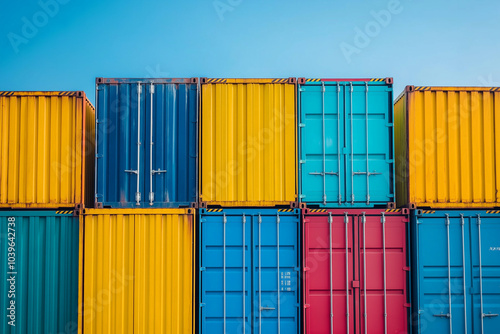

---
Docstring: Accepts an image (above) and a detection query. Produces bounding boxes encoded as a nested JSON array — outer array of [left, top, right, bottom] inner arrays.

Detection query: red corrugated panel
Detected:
[[303, 209, 409, 334]]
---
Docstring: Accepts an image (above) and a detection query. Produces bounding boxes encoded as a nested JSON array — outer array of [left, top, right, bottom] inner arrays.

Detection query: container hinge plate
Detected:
[[351, 280, 359, 288], [299, 123, 305, 127], [299, 159, 306, 164], [304, 266, 310, 272], [300, 194, 306, 199], [403, 266, 410, 271], [200, 303, 206, 307], [200, 267, 206, 271], [404, 303, 411, 308], [304, 304, 310, 309]]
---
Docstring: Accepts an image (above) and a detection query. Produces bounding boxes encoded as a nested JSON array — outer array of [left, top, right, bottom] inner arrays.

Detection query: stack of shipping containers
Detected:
[[0, 91, 95, 333], [78, 78, 198, 333], [298, 78, 410, 334], [395, 86, 500, 333], [198, 78, 302, 334]]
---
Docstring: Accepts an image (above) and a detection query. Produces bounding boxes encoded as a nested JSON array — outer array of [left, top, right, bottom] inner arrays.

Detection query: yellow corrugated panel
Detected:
[[395, 86, 500, 208], [0, 91, 95, 208], [78, 209, 194, 334], [200, 80, 297, 206]]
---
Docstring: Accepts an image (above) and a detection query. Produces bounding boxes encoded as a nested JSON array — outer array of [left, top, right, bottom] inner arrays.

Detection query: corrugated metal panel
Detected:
[[395, 86, 500, 208], [198, 208, 301, 334], [303, 209, 408, 334], [95, 79, 198, 208], [0, 91, 95, 209], [200, 79, 297, 207], [0, 211, 79, 334], [79, 208, 194, 334], [298, 79, 395, 207], [411, 210, 500, 334]]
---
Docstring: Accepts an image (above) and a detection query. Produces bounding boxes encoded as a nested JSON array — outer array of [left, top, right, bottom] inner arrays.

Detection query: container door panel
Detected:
[[470, 216, 500, 333], [303, 214, 354, 334], [358, 214, 408, 334], [415, 217, 471, 334], [345, 84, 392, 206], [200, 214, 252, 333], [253, 214, 300, 334], [300, 85, 344, 205]]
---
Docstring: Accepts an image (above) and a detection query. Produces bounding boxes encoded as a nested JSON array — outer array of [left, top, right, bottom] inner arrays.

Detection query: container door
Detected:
[[344, 83, 393, 206], [145, 83, 198, 207], [415, 215, 471, 334], [199, 213, 252, 333], [358, 213, 408, 334], [96, 82, 146, 206], [303, 213, 354, 334], [470, 215, 500, 333], [299, 83, 344, 206], [253, 213, 300, 334]]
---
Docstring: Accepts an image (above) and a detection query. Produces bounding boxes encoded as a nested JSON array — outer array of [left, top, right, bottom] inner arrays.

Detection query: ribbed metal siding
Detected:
[[79, 209, 194, 334], [200, 79, 297, 206], [411, 210, 500, 333], [95, 78, 198, 208], [298, 79, 394, 207], [0, 211, 79, 334], [395, 87, 500, 208], [0, 92, 95, 208], [198, 208, 301, 334]]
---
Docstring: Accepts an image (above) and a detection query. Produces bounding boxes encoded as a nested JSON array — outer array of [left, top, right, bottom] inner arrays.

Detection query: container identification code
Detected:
[[280, 271, 292, 291]]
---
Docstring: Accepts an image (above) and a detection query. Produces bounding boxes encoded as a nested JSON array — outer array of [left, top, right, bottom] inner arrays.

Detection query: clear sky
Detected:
[[1, 0, 499, 103]]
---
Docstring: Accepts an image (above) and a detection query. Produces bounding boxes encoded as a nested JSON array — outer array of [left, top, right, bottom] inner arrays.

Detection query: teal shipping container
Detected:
[[0, 211, 79, 334], [297, 78, 395, 208]]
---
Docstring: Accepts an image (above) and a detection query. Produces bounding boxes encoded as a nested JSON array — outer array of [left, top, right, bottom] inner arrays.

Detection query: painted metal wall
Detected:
[[95, 78, 198, 208], [411, 210, 500, 334], [198, 208, 301, 334], [298, 78, 395, 208], [0, 211, 79, 334], [303, 208, 409, 334], [200, 78, 297, 207], [79, 208, 194, 334], [395, 86, 500, 208], [0, 91, 95, 209]]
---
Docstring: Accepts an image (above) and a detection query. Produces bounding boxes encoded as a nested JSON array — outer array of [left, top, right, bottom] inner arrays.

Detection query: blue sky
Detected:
[[1, 0, 499, 103]]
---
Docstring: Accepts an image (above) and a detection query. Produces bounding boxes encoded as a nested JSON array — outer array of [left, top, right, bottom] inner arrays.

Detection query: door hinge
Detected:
[[403, 266, 410, 271], [351, 280, 359, 288]]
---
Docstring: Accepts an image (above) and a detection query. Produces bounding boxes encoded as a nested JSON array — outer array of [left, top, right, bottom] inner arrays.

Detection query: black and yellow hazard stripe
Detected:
[[278, 209, 294, 212], [0, 92, 16, 96], [385, 209, 401, 213], [415, 86, 431, 91], [490, 87, 500, 92], [486, 210, 500, 214], [56, 210, 73, 214], [206, 78, 227, 83], [420, 210, 435, 214], [207, 208, 223, 212], [271, 78, 289, 83], [309, 209, 327, 213], [306, 79, 321, 82], [370, 78, 385, 82]]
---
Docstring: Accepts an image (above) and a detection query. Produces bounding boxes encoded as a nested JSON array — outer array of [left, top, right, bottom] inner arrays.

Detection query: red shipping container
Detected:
[[303, 208, 409, 334]]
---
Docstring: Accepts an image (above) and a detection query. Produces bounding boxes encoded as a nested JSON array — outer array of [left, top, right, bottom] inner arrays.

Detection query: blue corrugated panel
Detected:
[[95, 78, 198, 208], [199, 208, 301, 334], [0, 211, 78, 334], [411, 210, 500, 334], [298, 78, 394, 207]]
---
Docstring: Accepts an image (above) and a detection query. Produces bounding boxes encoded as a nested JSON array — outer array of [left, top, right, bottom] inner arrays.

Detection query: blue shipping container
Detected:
[[199, 208, 301, 334], [0, 211, 79, 334], [411, 210, 500, 334], [298, 78, 395, 207], [95, 78, 198, 208]]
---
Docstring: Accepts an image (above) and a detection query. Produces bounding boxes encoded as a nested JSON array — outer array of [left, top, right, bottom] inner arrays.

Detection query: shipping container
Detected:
[[303, 208, 409, 334], [79, 208, 195, 334], [95, 78, 198, 208], [0, 210, 79, 334], [395, 86, 500, 208], [199, 78, 297, 207], [198, 208, 301, 334], [0, 91, 95, 209], [411, 209, 500, 334], [298, 78, 395, 208]]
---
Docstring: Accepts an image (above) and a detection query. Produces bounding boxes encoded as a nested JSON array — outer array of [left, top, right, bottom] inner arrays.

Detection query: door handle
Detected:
[[483, 313, 499, 318], [260, 307, 275, 311]]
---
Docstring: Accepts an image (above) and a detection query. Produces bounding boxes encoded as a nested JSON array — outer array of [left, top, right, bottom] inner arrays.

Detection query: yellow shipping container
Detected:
[[395, 86, 500, 208], [200, 78, 297, 207], [78, 209, 195, 334], [0, 91, 95, 209]]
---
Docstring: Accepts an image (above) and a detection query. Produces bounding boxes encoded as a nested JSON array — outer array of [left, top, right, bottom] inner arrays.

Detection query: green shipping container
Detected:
[[0, 210, 79, 334]]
